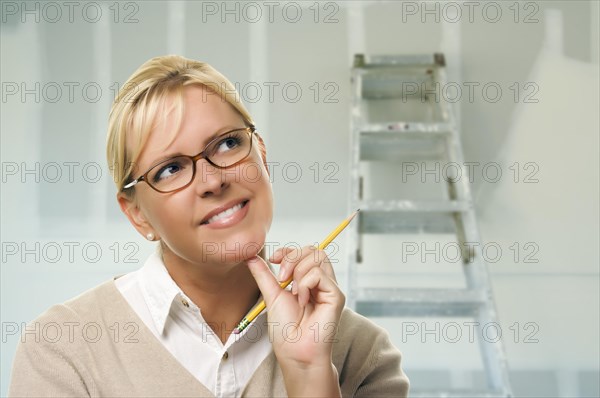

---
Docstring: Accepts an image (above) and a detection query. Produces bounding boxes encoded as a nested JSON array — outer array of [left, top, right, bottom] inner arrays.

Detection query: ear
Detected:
[[117, 192, 158, 240]]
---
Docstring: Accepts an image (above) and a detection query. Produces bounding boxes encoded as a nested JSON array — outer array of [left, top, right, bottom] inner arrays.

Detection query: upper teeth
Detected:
[[206, 202, 244, 224]]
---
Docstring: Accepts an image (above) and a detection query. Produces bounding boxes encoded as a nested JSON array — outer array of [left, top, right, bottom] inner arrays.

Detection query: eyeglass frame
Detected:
[[122, 125, 256, 194]]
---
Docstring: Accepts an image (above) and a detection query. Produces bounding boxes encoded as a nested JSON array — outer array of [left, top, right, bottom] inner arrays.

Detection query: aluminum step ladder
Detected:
[[347, 53, 512, 397]]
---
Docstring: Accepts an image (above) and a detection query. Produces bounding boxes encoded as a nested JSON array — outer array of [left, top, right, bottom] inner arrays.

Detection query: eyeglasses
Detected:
[[123, 126, 256, 194]]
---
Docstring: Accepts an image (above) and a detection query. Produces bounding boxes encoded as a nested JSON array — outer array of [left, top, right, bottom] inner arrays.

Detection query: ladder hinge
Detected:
[[354, 53, 365, 68], [359, 176, 363, 200], [434, 52, 446, 66], [463, 248, 476, 265]]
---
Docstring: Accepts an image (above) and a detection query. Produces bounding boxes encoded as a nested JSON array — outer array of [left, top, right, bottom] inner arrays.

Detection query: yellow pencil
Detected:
[[233, 209, 360, 334]]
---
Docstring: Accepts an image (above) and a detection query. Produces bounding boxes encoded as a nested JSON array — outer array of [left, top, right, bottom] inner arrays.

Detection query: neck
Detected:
[[161, 247, 263, 344]]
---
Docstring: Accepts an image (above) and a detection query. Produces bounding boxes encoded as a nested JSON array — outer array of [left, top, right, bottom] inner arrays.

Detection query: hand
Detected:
[[246, 246, 345, 368]]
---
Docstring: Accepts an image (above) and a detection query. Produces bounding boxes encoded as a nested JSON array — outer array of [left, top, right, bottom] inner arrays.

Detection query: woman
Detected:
[[9, 55, 409, 397]]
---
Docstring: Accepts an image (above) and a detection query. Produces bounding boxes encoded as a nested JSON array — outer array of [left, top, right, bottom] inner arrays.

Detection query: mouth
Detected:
[[200, 199, 250, 226]]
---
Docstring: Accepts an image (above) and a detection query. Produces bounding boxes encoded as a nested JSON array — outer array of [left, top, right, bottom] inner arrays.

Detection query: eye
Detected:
[[215, 133, 243, 153], [152, 161, 184, 183]]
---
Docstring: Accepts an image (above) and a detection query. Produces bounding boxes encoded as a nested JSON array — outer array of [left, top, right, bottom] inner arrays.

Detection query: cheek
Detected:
[[238, 162, 264, 184], [237, 153, 272, 194], [238, 160, 273, 228], [144, 196, 187, 234], [247, 162, 273, 206]]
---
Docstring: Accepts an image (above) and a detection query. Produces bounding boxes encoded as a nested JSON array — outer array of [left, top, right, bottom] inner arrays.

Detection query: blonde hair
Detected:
[[106, 55, 267, 195]]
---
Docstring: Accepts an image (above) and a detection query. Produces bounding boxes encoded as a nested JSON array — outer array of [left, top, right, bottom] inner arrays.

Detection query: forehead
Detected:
[[134, 85, 244, 170]]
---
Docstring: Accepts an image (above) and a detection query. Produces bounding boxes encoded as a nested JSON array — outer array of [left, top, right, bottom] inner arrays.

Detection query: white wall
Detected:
[[1, 1, 598, 396]]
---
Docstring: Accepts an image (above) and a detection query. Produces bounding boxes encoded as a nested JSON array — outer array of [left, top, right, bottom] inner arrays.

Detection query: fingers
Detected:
[[296, 267, 345, 309], [248, 250, 344, 313], [246, 256, 283, 308], [296, 249, 337, 283], [271, 246, 338, 293], [269, 247, 297, 281], [270, 246, 310, 282], [269, 247, 295, 263]]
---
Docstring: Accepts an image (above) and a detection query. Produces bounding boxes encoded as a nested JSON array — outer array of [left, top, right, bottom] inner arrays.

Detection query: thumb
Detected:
[[246, 256, 284, 308]]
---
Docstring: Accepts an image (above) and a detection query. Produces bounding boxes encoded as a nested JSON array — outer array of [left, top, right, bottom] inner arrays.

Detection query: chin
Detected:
[[239, 231, 266, 261], [214, 229, 266, 265]]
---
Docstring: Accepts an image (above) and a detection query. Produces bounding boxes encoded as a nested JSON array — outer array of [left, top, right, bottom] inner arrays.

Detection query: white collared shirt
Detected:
[[115, 251, 272, 397]]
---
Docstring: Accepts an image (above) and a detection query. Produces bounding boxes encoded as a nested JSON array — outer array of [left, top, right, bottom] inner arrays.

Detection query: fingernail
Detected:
[[247, 257, 258, 267], [278, 267, 285, 281]]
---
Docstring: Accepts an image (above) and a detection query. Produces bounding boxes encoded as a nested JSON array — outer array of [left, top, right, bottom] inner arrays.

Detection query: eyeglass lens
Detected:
[[146, 129, 251, 192]]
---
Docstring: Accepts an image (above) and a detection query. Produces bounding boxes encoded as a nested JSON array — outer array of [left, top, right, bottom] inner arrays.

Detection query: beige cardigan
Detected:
[[9, 278, 409, 397]]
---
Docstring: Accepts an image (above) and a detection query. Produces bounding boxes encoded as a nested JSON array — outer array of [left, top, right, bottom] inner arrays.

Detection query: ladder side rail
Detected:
[[348, 67, 364, 310], [435, 59, 513, 397]]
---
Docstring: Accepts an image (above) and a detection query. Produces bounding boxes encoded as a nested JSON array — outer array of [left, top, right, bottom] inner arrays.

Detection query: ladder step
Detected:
[[355, 288, 486, 317], [409, 389, 510, 398], [360, 66, 448, 100], [355, 53, 445, 68], [358, 201, 470, 234], [359, 122, 453, 134], [357, 288, 486, 302], [360, 200, 469, 212], [359, 126, 451, 161]]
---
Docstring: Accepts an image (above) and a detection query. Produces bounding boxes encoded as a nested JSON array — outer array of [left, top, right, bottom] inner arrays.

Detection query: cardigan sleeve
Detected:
[[335, 308, 410, 398], [8, 305, 94, 398], [353, 329, 410, 397]]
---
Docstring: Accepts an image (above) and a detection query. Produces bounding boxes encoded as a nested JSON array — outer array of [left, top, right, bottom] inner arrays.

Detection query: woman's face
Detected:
[[120, 85, 273, 268]]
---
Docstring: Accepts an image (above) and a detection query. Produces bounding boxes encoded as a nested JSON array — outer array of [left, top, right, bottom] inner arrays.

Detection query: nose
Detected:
[[194, 159, 230, 198]]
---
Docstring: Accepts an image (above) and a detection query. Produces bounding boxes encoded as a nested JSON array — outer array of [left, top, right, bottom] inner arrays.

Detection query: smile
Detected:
[[200, 200, 250, 227]]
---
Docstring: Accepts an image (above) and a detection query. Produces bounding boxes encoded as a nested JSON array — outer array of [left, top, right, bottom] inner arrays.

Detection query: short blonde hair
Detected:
[[106, 55, 266, 194]]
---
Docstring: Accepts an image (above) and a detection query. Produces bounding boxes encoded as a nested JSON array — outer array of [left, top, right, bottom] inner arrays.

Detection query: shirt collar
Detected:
[[139, 250, 192, 335], [138, 250, 275, 336]]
